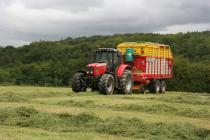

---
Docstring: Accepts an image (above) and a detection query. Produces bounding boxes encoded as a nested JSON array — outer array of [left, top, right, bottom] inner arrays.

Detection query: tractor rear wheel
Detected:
[[98, 74, 114, 95], [72, 72, 87, 93], [119, 70, 133, 94], [160, 80, 166, 93]]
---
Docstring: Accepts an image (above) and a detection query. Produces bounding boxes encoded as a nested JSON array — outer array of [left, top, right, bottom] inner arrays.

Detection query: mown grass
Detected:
[[110, 104, 210, 119], [0, 92, 28, 102], [121, 93, 210, 106], [0, 86, 210, 140], [0, 86, 71, 99], [57, 99, 95, 107], [0, 125, 135, 140], [0, 106, 209, 140], [158, 94, 210, 105], [55, 99, 210, 119]]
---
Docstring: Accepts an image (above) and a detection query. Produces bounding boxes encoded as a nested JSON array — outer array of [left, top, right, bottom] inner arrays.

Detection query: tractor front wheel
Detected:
[[72, 72, 87, 93], [119, 70, 133, 94], [98, 74, 114, 95]]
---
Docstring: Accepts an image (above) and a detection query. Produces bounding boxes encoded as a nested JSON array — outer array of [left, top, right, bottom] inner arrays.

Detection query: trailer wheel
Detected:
[[72, 73, 87, 93], [99, 74, 114, 95], [149, 80, 160, 94], [139, 84, 145, 94], [154, 80, 161, 94], [119, 70, 133, 94], [160, 80, 166, 93]]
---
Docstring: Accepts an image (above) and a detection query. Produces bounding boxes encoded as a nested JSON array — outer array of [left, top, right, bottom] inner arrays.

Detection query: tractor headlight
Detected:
[[87, 67, 94, 75]]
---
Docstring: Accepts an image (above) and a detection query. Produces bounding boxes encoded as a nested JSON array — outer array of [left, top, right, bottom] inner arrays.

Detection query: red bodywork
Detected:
[[87, 63, 107, 76], [128, 56, 173, 83], [116, 64, 130, 77], [86, 56, 173, 79], [87, 63, 130, 77], [86, 55, 173, 90]]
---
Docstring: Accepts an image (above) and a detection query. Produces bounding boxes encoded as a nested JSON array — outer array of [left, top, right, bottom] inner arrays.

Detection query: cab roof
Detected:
[[96, 48, 118, 52]]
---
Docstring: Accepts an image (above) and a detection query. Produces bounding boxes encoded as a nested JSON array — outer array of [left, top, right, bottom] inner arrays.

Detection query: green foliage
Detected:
[[167, 56, 210, 92], [0, 69, 15, 84], [0, 32, 210, 92]]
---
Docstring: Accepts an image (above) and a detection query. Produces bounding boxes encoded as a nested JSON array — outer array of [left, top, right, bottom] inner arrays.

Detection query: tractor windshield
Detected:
[[96, 52, 113, 63], [95, 51, 121, 71]]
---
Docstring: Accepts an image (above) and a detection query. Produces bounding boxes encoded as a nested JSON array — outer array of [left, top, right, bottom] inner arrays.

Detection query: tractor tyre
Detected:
[[72, 72, 87, 93], [119, 70, 133, 94], [160, 80, 166, 93], [98, 74, 114, 95], [149, 80, 160, 94]]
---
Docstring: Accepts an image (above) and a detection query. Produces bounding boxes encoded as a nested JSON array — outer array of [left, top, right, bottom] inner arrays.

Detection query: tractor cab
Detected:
[[72, 47, 133, 95], [95, 48, 122, 72]]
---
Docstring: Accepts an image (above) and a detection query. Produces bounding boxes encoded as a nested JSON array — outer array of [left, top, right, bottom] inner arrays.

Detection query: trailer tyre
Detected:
[[154, 80, 160, 94], [149, 80, 160, 94], [139, 85, 145, 94], [99, 74, 114, 95], [119, 70, 133, 94], [160, 80, 166, 93], [72, 72, 87, 93]]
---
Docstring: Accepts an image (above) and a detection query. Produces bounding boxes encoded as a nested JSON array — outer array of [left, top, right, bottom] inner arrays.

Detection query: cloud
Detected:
[[0, 0, 210, 47], [156, 24, 210, 34]]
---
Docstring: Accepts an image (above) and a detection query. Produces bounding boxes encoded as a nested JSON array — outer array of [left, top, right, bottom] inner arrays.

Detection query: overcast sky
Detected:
[[0, 0, 210, 47]]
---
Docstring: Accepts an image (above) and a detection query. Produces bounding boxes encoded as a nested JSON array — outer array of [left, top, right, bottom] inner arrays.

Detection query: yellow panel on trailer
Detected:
[[117, 42, 173, 59]]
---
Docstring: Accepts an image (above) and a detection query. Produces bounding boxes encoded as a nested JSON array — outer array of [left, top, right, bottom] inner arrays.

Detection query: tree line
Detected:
[[0, 31, 210, 92]]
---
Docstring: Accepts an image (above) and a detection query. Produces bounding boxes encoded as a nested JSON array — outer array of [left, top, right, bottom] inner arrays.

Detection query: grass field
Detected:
[[0, 86, 210, 140]]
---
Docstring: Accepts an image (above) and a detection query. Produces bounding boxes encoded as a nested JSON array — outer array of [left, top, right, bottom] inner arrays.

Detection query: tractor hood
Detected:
[[87, 62, 107, 76], [87, 62, 107, 67]]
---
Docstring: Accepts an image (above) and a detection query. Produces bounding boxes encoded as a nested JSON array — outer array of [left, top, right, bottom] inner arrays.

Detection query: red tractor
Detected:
[[72, 42, 173, 94], [72, 48, 133, 94]]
